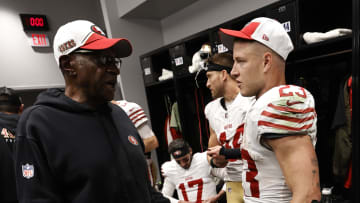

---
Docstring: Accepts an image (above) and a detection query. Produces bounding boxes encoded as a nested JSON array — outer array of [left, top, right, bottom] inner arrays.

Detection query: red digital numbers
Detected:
[[29, 17, 44, 27], [20, 14, 49, 31]]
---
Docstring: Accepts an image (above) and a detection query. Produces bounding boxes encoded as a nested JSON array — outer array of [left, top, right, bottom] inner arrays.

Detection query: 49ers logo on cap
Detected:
[[91, 25, 105, 36], [262, 34, 269, 41], [58, 39, 76, 53], [128, 135, 138, 145], [173, 150, 182, 156]]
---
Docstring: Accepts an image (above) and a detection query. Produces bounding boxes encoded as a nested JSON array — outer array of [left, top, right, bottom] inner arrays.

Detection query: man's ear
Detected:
[[263, 52, 272, 73], [59, 55, 71, 69], [59, 55, 76, 76], [221, 69, 228, 81]]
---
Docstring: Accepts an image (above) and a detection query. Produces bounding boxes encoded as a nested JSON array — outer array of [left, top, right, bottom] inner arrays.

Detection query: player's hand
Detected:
[[202, 196, 218, 203], [213, 156, 228, 168], [207, 146, 228, 168], [207, 145, 222, 158]]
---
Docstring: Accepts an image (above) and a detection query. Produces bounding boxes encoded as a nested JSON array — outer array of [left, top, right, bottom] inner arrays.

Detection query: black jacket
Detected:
[[0, 112, 18, 203], [15, 88, 169, 203]]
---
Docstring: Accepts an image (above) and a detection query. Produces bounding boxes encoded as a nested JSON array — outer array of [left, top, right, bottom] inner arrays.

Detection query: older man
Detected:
[[15, 20, 169, 203]]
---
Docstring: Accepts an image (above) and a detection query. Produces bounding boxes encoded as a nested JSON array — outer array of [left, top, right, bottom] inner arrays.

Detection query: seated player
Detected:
[[161, 139, 225, 203]]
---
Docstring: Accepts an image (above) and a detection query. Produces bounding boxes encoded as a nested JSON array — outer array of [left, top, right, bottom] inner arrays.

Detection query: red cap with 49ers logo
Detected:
[[219, 17, 294, 60], [53, 20, 132, 65]]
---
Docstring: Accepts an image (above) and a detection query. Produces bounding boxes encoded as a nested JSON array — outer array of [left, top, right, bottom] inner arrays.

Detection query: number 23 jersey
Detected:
[[242, 85, 317, 202]]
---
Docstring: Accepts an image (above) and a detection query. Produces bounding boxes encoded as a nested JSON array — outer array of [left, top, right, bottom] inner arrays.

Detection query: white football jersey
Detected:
[[113, 100, 148, 129], [161, 152, 217, 202], [242, 85, 317, 203], [205, 93, 254, 182]]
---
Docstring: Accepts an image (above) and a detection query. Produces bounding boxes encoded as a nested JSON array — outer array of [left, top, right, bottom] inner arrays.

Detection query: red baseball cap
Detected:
[[53, 20, 132, 65], [220, 17, 294, 60]]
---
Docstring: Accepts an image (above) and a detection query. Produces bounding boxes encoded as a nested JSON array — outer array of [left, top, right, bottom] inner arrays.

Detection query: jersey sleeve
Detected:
[[161, 161, 177, 178], [161, 161, 179, 202], [204, 102, 211, 120], [258, 86, 317, 139], [128, 102, 148, 128], [161, 177, 178, 203], [115, 100, 148, 128], [204, 100, 217, 128], [137, 123, 155, 139]]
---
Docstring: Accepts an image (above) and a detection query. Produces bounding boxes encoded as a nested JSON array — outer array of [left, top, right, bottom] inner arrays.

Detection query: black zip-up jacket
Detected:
[[0, 112, 18, 203], [15, 88, 169, 203]]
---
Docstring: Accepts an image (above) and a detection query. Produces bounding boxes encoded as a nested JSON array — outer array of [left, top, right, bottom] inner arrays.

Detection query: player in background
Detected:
[[0, 87, 23, 203], [161, 139, 225, 203], [112, 100, 159, 186], [203, 53, 254, 203], [220, 17, 321, 202]]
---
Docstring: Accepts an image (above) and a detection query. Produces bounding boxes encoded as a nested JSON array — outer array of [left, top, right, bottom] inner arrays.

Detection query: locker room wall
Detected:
[[161, 0, 278, 44], [0, 0, 106, 90]]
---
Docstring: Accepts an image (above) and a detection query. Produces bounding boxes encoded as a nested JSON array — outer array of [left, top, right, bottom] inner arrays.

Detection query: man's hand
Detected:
[[202, 196, 218, 203], [207, 146, 228, 168], [207, 146, 223, 158]]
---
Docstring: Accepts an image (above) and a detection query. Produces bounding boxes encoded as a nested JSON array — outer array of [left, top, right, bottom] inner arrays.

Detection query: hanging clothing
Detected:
[[331, 76, 352, 185], [170, 102, 182, 134], [164, 115, 182, 147]]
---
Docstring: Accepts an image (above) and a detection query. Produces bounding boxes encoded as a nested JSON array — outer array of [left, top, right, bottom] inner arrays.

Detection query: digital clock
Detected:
[[19, 14, 49, 31]]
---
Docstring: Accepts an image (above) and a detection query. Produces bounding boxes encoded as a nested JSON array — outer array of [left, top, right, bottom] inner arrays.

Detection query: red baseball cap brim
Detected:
[[219, 28, 253, 40], [81, 33, 132, 58], [219, 22, 261, 50]]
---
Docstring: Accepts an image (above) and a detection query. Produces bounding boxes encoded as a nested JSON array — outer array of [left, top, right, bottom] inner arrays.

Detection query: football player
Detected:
[[112, 100, 159, 186], [161, 139, 225, 203], [220, 17, 321, 202], [204, 53, 254, 203]]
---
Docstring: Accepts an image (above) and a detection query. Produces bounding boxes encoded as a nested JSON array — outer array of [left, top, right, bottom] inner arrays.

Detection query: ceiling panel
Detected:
[[122, 0, 199, 20]]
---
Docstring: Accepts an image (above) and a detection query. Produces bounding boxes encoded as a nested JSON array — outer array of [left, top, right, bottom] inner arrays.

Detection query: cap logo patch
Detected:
[[91, 25, 105, 36], [173, 150, 182, 156], [22, 163, 34, 179], [262, 34, 269, 41], [128, 135, 138, 145], [58, 39, 76, 53]]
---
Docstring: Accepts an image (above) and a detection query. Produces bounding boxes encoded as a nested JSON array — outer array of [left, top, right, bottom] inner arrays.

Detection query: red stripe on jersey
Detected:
[[258, 120, 314, 131], [261, 110, 315, 123], [129, 109, 143, 119], [130, 112, 145, 122], [268, 103, 315, 114], [133, 115, 147, 125]]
